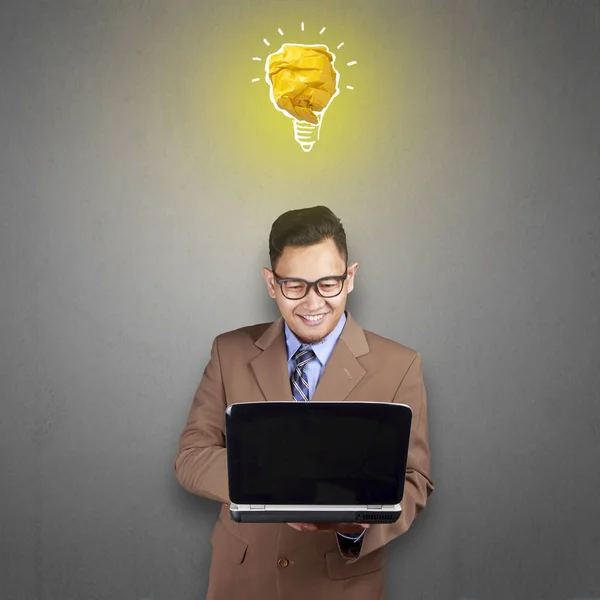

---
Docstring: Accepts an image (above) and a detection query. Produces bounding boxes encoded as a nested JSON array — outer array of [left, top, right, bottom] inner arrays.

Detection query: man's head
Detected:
[[262, 206, 358, 344]]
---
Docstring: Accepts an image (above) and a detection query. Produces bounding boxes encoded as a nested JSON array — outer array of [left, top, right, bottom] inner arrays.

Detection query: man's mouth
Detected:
[[298, 313, 327, 325]]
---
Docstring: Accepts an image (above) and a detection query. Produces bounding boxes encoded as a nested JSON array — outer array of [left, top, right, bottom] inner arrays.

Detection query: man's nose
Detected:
[[303, 285, 325, 308]]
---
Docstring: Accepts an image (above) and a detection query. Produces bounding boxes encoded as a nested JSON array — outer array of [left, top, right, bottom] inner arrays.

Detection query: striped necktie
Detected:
[[290, 345, 316, 401]]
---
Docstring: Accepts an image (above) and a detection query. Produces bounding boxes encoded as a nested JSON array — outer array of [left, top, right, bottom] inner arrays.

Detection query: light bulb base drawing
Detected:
[[293, 115, 323, 152]]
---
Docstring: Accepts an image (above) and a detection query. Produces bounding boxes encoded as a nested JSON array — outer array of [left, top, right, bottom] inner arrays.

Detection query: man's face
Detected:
[[262, 239, 358, 344]]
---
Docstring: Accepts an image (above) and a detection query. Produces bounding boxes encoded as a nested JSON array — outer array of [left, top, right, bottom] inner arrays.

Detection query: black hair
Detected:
[[268, 206, 348, 269]]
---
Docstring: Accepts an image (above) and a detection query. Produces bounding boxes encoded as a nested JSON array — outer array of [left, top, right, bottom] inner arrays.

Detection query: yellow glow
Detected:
[[187, 10, 389, 175], [243, 19, 372, 154]]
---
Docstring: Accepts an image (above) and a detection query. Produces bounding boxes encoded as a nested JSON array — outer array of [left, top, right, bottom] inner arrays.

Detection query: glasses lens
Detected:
[[281, 280, 308, 299], [317, 278, 344, 297]]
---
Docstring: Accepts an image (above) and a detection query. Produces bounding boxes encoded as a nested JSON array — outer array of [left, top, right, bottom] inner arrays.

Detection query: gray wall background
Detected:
[[1, 1, 599, 599]]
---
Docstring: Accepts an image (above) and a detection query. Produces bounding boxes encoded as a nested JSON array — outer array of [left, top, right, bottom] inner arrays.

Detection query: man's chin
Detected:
[[298, 334, 325, 344], [294, 318, 333, 344]]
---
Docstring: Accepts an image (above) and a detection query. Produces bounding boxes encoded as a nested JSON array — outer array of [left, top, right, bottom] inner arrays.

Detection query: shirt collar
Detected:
[[284, 311, 347, 366]]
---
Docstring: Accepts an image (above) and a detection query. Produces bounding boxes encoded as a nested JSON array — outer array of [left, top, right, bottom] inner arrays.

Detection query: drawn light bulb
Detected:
[[251, 24, 357, 152], [265, 44, 340, 153]]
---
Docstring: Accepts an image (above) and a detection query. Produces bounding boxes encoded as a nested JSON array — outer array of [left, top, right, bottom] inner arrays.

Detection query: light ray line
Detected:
[[251, 78, 260, 83], [263, 38, 270, 46], [301, 22, 304, 31], [346, 60, 357, 66], [252, 57, 262, 61], [278, 28, 284, 35], [337, 42, 345, 49], [346, 85, 354, 90], [319, 27, 326, 34]]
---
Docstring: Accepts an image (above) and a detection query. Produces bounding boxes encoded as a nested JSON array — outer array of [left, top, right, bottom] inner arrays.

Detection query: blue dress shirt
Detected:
[[284, 311, 366, 545]]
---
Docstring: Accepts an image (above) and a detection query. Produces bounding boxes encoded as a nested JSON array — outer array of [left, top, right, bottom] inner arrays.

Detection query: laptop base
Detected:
[[230, 504, 402, 524]]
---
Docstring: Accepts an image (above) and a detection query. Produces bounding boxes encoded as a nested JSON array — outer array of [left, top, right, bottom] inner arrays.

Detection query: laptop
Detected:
[[225, 401, 412, 524]]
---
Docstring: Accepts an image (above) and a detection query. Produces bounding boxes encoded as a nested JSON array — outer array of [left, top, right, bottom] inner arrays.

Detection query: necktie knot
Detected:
[[292, 345, 316, 368]]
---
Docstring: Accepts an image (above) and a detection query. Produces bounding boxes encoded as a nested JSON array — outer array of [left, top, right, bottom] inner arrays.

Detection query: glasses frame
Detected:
[[272, 269, 349, 300]]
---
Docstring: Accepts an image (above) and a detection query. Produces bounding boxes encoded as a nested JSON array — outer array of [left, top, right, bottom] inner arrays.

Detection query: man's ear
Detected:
[[346, 262, 359, 294], [262, 267, 277, 299]]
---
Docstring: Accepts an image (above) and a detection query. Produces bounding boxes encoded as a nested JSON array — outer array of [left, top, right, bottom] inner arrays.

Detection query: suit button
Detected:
[[277, 557, 290, 568]]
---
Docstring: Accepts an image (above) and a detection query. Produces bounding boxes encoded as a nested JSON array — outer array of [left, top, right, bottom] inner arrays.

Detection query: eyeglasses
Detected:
[[272, 270, 348, 300]]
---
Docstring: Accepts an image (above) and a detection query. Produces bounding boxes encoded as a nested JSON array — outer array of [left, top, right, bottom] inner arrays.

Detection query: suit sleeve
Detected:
[[338, 352, 434, 561], [174, 336, 230, 505]]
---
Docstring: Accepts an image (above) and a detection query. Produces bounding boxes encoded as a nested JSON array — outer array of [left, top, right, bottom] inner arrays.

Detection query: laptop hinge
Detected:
[[249, 504, 266, 510]]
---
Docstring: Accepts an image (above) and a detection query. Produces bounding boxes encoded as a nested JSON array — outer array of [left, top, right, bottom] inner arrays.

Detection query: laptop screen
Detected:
[[225, 402, 412, 505]]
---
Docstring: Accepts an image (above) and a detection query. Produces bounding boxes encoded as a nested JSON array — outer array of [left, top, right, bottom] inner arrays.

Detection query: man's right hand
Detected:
[[286, 522, 370, 535]]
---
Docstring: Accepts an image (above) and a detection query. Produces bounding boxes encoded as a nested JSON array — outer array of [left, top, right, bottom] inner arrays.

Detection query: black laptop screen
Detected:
[[225, 402, 412, 505]]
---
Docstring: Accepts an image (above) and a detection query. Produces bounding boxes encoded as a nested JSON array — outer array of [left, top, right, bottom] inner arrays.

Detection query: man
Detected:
[[174, 206, 434, 600]]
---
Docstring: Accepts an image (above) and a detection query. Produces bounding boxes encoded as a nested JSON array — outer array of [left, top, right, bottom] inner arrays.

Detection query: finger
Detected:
[[318, 523, 370, 531], [287, 523, 317, 532]]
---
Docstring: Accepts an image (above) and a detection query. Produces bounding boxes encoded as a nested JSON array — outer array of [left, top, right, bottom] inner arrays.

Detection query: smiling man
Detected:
[[174, 206, 434, 600]]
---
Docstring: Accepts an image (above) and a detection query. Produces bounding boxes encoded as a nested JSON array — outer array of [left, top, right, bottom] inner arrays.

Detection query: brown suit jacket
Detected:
[[174, 312, 434, 600]]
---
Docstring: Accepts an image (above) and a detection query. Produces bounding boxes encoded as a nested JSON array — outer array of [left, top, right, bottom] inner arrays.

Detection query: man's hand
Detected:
[[286, 522, 370, 535]]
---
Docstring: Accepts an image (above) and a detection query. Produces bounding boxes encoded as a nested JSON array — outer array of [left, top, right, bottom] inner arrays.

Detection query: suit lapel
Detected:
[[250, 318, 292, 401], [312, 312, 370, 402]]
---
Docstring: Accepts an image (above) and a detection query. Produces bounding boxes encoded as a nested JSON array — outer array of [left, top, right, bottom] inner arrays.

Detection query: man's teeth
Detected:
[[303, 314, 324, 321]]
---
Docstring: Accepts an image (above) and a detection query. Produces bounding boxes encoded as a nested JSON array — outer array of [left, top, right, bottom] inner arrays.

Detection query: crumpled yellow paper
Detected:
[[267, 45, 338, 124]]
